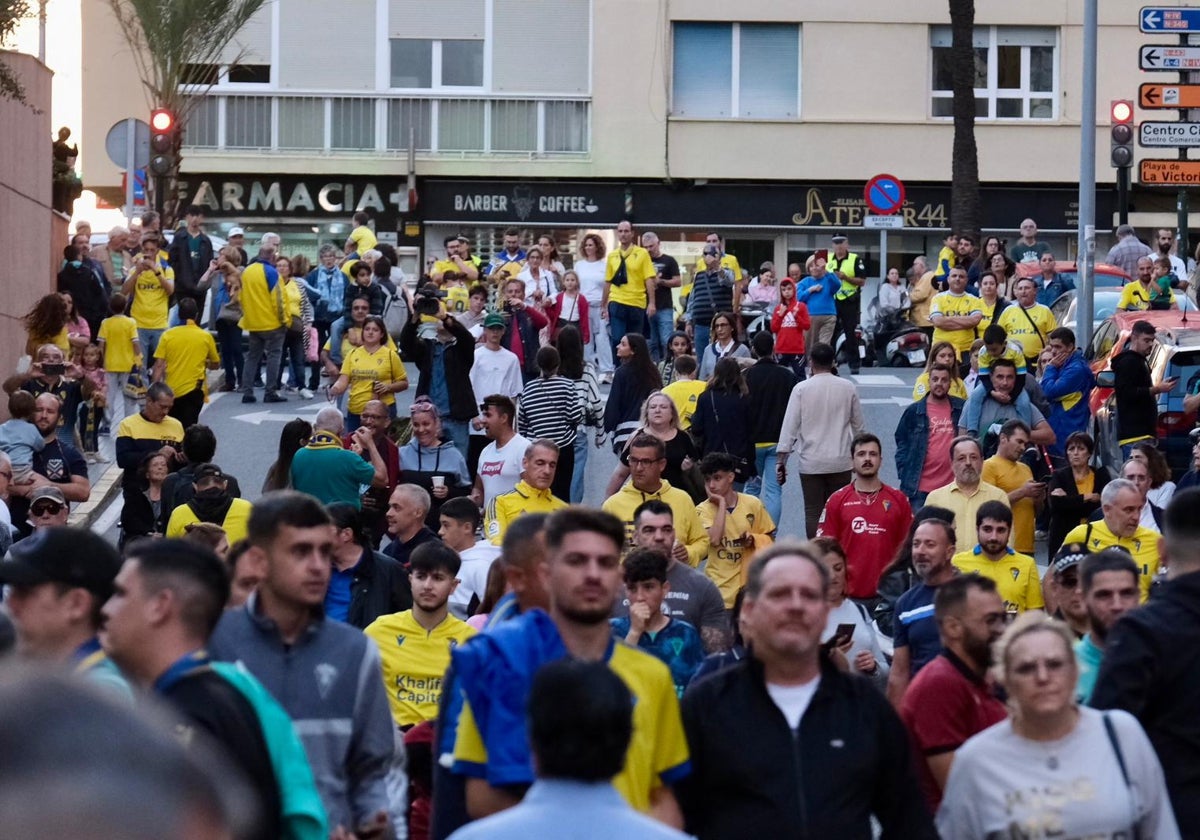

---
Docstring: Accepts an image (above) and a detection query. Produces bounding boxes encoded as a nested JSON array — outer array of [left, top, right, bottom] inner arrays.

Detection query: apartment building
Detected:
[[80, 0, 1167, 273]]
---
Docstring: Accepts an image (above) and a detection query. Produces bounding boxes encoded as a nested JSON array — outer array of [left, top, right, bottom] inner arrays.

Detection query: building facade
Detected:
[[80, 0, 1171, 276]]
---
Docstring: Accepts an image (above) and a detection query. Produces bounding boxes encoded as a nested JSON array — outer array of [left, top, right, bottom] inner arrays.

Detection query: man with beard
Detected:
[[6, 392, 91, 538], [1074, 548, 1140, 705], [451, 508, 689, 829], [900, 575, 1008, 812], [952, 501, 1043, 616], [165, 464, 253, 545], [886, 519, 961, 708]]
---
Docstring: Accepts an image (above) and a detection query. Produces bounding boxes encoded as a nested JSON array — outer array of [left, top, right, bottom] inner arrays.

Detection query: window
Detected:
[[390, 39, 484, 89], [672, 22, 800, 119], [180, 63, 270, 86], [931, 26, 1057, 120], [227, 64, 271, 84]]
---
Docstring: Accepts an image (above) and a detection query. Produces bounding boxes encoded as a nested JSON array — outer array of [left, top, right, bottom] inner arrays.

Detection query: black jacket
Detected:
[[383, 526, 439, 570], [744, 358, 798, 445], [344, 546, 413, 630], [1111, 347, 1158, 442], [680, 655, 935, 840], [167, 231, 215, 307], [1091, 569, 1200, 828], [1046, 465, 1110, 558], [57, 261, 110, 335], [120, 482, 170, 542], [690, 390, 757, 476], [400, 316, 478, 421]]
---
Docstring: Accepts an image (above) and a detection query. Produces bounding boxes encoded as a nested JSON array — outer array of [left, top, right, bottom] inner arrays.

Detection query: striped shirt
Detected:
[[517, 374, 583, 446]]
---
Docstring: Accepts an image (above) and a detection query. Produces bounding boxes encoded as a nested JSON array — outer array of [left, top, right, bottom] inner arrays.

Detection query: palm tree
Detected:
[[0, 0, 32, 103], [106, 0, 268, 222], [949, 0, 982, 243]]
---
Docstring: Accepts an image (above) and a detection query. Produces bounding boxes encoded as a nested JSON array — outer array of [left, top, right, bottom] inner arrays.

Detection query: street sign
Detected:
[[1139, 121, 1200, 147], [1139, 83, 1200, 109], [104, 118, 149, 169], [864, 215, 904, 230], [1140, 159, 1200, 184], [863, 174, 905, 215], [1140, 6, 1200, 33], [1140, 45, 1200, 70]]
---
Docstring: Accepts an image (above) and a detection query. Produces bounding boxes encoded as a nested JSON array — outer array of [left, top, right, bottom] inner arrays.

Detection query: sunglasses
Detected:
[[410, 402, 436, 415], [31, 502, 64, 516]]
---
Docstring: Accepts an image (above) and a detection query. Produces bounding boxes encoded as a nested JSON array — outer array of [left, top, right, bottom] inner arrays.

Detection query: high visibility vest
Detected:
[[829, 251, 861, 301]]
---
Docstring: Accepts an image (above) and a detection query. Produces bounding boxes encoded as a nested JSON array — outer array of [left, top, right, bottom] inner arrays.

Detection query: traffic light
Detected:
[[1110, 100, 1135, 169], [149, 107, 177, 176]]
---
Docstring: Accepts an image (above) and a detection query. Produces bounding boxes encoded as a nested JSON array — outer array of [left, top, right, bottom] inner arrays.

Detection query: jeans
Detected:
[[908, 490, 929, 509], [752, 445, 783, 526], [799, 470, 852, 538], [571, 428, 589, 503], [137, 328, 164, 371], [648, 307, 675, 361], [312, 319, 335, 388], [692, 324, 711, 354], [241, 327, 286, 397], [442, 419, 471, 461], [608, 301, 648, 358], [778, 353, 806, 381], [586, 304, 614, 374], [105, 371, 132, 430], [215, 320, 244, 389], [278, 328, 307, 389], [328, 316, 349, 365]]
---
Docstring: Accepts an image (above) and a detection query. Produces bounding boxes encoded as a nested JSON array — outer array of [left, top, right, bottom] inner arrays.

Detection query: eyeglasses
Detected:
[[627, 457, 663, 468], [31, 502, 64, 516]]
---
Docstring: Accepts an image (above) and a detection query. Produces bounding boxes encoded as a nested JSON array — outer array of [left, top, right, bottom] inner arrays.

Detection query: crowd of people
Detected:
[[1, 213, 1199, 839]]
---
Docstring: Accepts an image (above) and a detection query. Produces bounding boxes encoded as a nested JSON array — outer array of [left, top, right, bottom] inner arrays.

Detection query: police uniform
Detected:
[[827, 238, 867, 373]]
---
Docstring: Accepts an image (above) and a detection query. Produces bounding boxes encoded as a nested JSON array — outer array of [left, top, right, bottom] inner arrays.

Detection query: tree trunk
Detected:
[[949, 0, 981, 242]]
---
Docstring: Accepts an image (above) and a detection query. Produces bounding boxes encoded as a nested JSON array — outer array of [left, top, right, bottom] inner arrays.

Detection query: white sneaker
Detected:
[[299, 388, 314, 400]]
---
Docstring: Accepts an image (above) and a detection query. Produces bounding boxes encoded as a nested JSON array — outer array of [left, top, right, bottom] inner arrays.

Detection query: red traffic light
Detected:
[[1111, 100, 1134, 124], [150, 108, 175, 132]]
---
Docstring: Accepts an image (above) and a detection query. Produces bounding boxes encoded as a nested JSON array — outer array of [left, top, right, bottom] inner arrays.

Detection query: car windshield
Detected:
[[1167, 349, 1200, 400], [1056, 269, 1126, 289]]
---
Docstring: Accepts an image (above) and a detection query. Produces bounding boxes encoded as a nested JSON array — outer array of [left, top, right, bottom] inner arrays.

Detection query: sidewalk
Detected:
[[68, 428, 122, 529]]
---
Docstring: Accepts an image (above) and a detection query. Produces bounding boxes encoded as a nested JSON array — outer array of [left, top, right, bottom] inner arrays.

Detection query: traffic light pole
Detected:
[[1118, 167, 1130, 225], [1182, 32, 1198, 263], [1077, 0, 1097, 350], [154, 174, 165, 215]]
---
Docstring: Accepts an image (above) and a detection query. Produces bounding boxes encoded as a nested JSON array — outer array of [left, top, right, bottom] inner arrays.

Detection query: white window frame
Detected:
[[386, 38, 487, 93], [929, 25, 1060, 121], [669, 22, 802, 121]]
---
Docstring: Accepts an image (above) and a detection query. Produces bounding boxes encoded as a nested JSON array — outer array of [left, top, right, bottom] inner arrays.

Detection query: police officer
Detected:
[[828, 233, 867, 375]]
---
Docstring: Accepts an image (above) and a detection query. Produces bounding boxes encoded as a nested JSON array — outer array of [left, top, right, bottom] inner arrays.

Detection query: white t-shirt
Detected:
[[937, 708, 1178, 839], [448, 541, 502, 619], [766, 677, 820, 730], [575, 258, 607, 305], [470, 346, 523, 437], [519, 268, 558, 306], [477, 433, 530, 509]]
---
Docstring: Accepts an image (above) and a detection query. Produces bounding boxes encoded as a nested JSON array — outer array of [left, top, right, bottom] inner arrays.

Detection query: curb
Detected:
[[70, 460, 122, 529]]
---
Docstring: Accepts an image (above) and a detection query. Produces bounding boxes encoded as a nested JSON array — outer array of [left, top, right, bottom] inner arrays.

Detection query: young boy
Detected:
[[96, 293, 143, 430], [934, 232, 959, 288], [976, 324, 1028, 398], [0, 391, 45, 483], [610, 549, 705, 697], [695, 452, 776, 609], [661, 355, 706, 430]]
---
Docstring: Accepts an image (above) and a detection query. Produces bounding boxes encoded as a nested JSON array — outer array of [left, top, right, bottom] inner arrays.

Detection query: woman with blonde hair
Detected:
[[912, 340, 968, 400], [937, 613, 1179, 838], [604, 389, 700, 499]]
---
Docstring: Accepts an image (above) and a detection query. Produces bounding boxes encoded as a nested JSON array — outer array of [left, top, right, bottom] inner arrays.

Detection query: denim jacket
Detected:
[[305, 266, 347, 322], [894, 395, 964, 498]]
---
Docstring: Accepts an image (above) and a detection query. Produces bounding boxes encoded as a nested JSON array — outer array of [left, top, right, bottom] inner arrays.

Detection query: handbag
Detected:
[[217, 299, 243, 323], [305, 326, 319, 363], [123, 365, 148, 402]]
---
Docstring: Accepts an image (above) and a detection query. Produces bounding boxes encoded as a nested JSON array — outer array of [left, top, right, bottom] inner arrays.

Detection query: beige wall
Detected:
[[0, 51, 57, 376], [78, 0, 1161, 190]]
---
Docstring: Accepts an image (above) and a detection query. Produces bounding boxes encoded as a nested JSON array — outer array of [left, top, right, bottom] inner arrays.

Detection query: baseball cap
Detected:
[[193, 463, 227, 484], [483, 312, 506, 329], [227, 226, 245, 237], [1052, 542, 1088, 577], [0, 527, 122, 599], [29, 485, 67, 507]]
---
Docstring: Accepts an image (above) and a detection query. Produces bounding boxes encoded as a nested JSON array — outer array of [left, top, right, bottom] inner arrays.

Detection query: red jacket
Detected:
[[771, 300, 811, 354], [544, 293, 590, 344]]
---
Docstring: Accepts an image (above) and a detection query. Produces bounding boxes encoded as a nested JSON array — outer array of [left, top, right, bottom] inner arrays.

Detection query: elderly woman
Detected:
[[399, 397, 471, 528], [937, 614, 1179, 838]]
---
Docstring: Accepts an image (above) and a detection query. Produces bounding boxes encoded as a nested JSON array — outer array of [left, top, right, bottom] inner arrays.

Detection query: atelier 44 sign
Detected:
[[790, 188, 947, 228]]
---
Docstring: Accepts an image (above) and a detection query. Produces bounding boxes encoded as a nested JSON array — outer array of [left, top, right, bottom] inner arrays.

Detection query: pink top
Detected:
[[80, 365, 106, 393], [466, 613, 489, 631]]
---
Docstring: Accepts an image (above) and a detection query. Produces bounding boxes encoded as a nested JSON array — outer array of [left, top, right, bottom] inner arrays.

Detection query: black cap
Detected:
[[0, 527, 122, 599], [831, 233, 849, 243], [193, 463, 226, 483], [1052, 542, 1088, 577]]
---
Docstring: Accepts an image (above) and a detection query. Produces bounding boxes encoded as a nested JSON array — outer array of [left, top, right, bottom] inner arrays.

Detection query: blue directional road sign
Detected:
[[1141, 7, 1200, 33]]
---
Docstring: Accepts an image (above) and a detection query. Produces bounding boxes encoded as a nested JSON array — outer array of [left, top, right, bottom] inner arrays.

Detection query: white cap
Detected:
[[228, 226, 245, 237]]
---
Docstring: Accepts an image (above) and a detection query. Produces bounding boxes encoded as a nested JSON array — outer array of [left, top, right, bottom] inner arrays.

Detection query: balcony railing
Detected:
[[182, 93, 590, 157]]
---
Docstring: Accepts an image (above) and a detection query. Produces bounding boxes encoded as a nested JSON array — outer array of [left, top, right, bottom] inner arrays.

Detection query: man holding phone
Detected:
[[1112, 319, 1176, 459], [981, 419, 1043, 555]]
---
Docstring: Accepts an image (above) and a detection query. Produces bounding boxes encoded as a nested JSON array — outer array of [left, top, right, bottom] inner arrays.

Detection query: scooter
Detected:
[[835, 324, 869, 369], [867, 301, 930, 367], [739, 300, 772, 344]]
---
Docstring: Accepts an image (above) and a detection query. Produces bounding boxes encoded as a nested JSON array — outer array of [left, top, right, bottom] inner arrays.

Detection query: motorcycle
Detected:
[[739, 300, 772, 344], [867, 301, 930, 367], [835, 323, 869, 369]]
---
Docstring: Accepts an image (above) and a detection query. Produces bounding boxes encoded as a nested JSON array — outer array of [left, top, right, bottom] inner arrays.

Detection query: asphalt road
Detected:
[[92, 363, 925, 544]]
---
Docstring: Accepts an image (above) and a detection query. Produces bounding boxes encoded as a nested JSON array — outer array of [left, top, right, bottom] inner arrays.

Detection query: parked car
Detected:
[[1085, 310, 1200, 478], [1050, 288, 1196, 333], [1014, 260, 1131, 289]]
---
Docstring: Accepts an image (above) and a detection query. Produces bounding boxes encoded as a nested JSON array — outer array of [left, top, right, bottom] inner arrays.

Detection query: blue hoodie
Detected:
[[1039, 350, 1094, 456]]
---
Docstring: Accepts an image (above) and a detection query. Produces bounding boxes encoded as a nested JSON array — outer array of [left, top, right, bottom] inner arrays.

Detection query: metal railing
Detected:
[[182, 93, 590, 156]]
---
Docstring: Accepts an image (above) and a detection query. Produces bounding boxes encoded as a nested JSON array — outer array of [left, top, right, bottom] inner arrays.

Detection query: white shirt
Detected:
[[519, 268, 558, 306], [575, 258, 607, 305], [470, 346, 523, 437], [766, 677, 821, 729], [449, 541, 502, 619], [477, 433, 530, 509]]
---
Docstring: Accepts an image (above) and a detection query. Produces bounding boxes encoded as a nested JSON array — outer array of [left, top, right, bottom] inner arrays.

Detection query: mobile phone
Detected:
[[822, 623, 857, 653], [42, 363, 65, 376]]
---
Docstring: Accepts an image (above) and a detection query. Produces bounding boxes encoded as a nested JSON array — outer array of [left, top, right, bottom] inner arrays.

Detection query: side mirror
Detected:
[[1096, 370, 1115, 388]]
